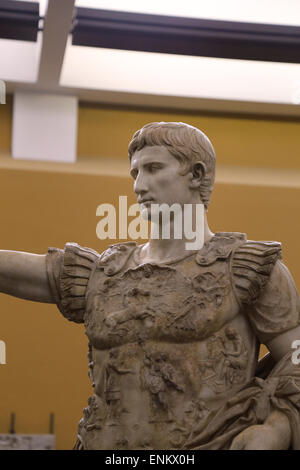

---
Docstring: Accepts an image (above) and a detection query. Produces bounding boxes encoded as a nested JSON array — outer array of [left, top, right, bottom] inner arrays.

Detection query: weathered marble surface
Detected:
[[0, 434, 55, 450]]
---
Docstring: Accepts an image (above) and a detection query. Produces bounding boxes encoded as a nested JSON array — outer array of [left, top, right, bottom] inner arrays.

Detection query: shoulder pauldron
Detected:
[[232, 240, 282, 306]]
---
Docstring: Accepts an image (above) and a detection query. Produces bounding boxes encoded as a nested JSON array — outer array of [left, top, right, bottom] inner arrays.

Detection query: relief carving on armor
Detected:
[[104, 349, 134, 425], [98, 263, 234, 346], [199, 326, 248, 393], [192, 271, 231, 308], [169, 398, 210, 448], [169, 327, 247, 448], [97, 264, 202, 344], [166, 271, 231, 336], [79, 394, 106, 433], [103, 286, 155, 338], [141, 351, 184, 423], [87, 342, 95, 388]]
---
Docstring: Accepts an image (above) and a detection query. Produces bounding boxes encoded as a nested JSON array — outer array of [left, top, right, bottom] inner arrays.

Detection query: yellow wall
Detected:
[[0, 98, 299, 449], [78, 103, 300, 169], [0, 95, 12, 153]]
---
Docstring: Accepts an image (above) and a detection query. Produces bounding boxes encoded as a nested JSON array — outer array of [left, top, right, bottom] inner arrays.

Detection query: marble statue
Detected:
[[1, 122, 300, 450]]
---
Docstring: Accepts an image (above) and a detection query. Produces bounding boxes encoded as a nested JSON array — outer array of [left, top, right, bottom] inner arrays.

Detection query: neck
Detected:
[[139, 208, 214, 264]]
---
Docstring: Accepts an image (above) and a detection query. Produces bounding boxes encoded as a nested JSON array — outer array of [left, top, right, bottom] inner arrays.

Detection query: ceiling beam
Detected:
[[73, 7, 300, 64], [37, 0, 75, 87], [0, 0, 39, 42]]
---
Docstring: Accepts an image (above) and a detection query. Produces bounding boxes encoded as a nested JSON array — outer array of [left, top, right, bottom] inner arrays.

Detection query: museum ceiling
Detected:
[[0, 0, 300, 116]]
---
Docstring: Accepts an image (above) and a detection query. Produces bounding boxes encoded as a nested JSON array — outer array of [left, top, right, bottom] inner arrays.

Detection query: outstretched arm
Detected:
[[0, 250, 54, 303]]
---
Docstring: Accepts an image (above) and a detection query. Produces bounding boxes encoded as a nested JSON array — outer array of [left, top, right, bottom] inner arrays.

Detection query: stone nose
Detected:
[[133, 170, 150, 196]]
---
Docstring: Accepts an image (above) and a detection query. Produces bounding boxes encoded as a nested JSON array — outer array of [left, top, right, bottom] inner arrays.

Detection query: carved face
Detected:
[[225, 326, 237, 340], [130, 145, 197, 219]]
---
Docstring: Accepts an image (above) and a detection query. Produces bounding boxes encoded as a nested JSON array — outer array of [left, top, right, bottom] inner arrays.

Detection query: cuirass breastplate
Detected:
[[86, 254, 240, 346], [79, 251, 259, 450]]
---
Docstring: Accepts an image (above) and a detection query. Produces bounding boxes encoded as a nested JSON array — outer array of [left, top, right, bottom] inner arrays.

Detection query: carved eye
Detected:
[[148, 163, 162, 173]]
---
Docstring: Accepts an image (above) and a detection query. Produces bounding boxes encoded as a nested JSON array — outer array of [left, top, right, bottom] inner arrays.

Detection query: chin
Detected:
[[140, 207, 151, 221]]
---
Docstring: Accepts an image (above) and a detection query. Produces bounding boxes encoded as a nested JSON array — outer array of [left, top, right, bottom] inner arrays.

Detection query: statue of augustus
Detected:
[[1, 122, 300, 450]]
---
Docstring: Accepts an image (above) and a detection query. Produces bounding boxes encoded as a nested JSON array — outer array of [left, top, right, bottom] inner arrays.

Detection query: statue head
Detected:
[[128, 122, 216, 210]]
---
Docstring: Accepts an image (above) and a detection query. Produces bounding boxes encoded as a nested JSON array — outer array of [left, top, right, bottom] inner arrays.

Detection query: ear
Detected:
[[189, 161, 206, 189]]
